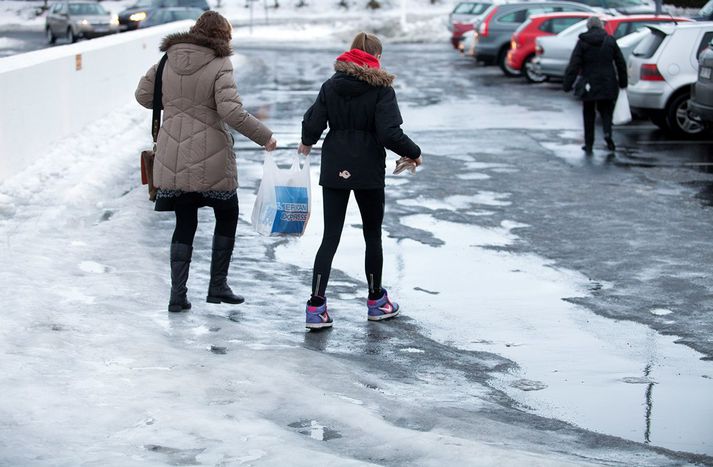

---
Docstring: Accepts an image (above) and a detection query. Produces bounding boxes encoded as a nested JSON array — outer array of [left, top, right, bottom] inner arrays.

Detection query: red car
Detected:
[[506, 12, 594, 82]]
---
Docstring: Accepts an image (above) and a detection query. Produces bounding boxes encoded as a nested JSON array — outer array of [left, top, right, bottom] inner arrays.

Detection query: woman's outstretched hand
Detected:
[[298, 143, 312, 156], [413, 156, 423, 167], [265, 137, 277, 152]]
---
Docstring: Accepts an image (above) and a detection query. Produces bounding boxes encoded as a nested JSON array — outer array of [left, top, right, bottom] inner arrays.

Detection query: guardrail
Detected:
[[0, 21, 194, 181]]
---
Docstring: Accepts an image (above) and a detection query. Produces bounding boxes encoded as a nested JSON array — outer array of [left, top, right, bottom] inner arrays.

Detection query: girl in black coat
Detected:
[[563, 16, 627, 153], [299, 32, 422, 329]]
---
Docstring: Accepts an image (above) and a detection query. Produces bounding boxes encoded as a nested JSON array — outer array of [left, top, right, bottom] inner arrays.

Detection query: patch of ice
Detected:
[[456, 172, 490, 181], [399, 348, 425, 354], [78, 260, 108, 274], [649, 308, 673, 316]]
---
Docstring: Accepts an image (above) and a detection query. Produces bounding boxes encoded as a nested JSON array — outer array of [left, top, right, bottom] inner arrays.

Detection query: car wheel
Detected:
[[523, 55, 548, 84], [67, 27, 77, 43], [666, 92, 706, 138], [498, 48, 519, 77], [46, 27, 56, 45]]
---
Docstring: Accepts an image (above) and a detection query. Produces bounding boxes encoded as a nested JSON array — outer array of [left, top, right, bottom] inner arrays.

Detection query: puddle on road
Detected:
[[394, 213, 713, 456]]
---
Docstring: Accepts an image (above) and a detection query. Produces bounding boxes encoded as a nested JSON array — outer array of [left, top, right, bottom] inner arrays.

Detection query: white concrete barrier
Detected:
[[0, 21, 194, 180]]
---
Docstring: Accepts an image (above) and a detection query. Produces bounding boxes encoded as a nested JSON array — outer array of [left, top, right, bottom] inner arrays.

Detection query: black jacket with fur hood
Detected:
[[302, 61, 421, 190]]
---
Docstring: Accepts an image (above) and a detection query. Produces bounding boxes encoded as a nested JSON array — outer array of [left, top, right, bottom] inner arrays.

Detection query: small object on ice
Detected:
[[510, 379, 547, 391], [210, 345, 227, 355], [209, 327, 221, 332], [622, 376, 657, 384], [414, 286, 439, 295]]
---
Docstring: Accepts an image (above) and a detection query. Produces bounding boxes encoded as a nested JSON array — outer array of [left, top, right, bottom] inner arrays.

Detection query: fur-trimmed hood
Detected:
[[334, 61, 395, 88], [160, 31, 232, 57]]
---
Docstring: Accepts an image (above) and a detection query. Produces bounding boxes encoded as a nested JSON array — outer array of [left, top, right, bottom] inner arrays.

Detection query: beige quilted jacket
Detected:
[[135, 32, 272, 192]]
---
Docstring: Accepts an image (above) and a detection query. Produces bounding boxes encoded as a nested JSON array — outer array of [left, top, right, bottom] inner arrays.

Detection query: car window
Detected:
[[528, 7, 555, 16], [632, 28, 665, 58], [612, 22, 630, 39], [68, 3, 107, 15], [498, 9, 527, 23], [454, 2, 476, 13], [700, 0, 713, 17], [698, 31, 713, 58], [51, 3, 61, 13], [544, 17, 586, 34]]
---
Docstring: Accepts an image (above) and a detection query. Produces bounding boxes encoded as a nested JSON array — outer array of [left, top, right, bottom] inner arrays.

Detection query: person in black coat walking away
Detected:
[[299, 32, 422, 329], [563, 16, 627, 153]]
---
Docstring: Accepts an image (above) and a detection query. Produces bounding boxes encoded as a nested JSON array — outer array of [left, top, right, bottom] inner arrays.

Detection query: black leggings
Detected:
[[172, 206, 239, 245], [311, 187, 385, 298], [583, 99, 615, 148]]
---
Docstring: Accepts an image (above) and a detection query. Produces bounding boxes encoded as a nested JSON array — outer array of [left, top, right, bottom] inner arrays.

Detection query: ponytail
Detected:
[[350, 32, 383, 57]]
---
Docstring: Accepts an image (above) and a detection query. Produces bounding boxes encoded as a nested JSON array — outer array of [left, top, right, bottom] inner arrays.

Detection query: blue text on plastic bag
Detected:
[[271, 186, 309, 234]]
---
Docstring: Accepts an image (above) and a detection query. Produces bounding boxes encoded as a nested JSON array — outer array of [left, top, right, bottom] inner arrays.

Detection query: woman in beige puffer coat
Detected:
[[135, 11, 276, 313]]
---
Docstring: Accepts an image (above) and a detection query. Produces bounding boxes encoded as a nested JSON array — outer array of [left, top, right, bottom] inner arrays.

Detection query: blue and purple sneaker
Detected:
[[305, 298, 333, 329], [367, 289, 400, 321]]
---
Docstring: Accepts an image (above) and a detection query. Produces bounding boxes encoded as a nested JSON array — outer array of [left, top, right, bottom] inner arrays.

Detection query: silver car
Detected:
[[46, 1, 119, 44]]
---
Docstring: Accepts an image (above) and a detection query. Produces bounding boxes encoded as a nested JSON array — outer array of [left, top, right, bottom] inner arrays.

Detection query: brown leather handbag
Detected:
[[140, 54, 168, 202]]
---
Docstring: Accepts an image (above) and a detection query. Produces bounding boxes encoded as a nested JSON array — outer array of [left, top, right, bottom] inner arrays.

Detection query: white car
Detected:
[[533, 15, 691, 80], [628, 23, 713, 137]]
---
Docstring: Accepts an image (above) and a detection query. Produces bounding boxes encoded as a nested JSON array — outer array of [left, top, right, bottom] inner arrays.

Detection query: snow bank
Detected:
[[0, 20, 193, 181]]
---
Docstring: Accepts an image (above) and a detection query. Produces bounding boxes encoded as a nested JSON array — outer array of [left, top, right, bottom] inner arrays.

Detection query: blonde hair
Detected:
[[350, 32, 383, 57]]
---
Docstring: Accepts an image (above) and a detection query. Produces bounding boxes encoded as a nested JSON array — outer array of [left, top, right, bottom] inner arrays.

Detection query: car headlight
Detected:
[[110, 14, 119, 26], [129, 11, 147, 22], [80, 19, 89, 25]]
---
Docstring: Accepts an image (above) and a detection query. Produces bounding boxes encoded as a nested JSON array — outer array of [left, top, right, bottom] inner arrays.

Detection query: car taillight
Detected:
[[511, 39, 517, 50], [536, 44, 543, 56], [640, 63, 664, 81], [479, 7, 497, 38]]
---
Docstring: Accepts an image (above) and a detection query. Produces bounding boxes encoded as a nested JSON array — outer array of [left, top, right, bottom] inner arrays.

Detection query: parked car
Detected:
[[533, 14, 691, 80], [506, 11, 594, 82], [693, 0, 713, 20], [470, 1, 595, 75], [628, 23, 713, 137], [690, 40, 713, 123], [449, 1, 493, 48], [118, 0, 208, 31], [138, 6, 202, 28], [46, 0, 119, 44]]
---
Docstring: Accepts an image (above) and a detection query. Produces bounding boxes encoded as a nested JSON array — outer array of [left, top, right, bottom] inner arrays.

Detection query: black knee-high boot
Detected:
[[206, 235, 244, 304], [169, 243, 193, 312]]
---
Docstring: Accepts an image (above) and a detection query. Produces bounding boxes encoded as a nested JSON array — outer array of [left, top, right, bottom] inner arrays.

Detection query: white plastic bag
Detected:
[[251, 152, 311, 237], [613, 89, 632, 125]]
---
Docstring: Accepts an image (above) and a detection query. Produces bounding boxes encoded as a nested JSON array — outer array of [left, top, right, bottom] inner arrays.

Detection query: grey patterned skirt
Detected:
[[154, 189, 238, 212]]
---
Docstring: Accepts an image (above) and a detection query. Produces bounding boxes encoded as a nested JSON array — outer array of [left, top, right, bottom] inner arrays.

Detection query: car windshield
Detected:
[[68, 3, 107, 15], [700, 0, 713, 16], [453, 2, 490, 14], [160, 0, 205, 7], [606, 0, 648, 7], [632, 27, 665, 58]]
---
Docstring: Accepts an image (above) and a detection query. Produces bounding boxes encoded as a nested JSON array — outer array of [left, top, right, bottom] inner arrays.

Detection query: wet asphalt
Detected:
[[216, 41, 713, 463]]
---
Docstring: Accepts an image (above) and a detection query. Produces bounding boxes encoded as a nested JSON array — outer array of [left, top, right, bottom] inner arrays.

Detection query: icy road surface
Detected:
[[1, 41, 712, 465]]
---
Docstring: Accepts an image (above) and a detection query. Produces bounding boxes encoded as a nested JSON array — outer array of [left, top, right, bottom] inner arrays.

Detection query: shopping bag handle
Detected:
[[290, 153, 310, 172]]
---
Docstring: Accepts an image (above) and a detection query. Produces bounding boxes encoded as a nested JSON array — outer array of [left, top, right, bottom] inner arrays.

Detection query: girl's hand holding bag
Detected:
[[251, 151, 311, 236]]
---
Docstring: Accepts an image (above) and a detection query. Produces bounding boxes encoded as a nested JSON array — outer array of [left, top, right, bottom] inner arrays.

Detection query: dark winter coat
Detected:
[[301, 61, 421, 190], [563, 27, 628, 102]]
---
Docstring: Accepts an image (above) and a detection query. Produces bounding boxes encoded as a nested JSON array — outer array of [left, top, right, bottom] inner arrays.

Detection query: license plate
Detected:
[[93, 27, 108, 32], [701, 66, 712, 79]]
